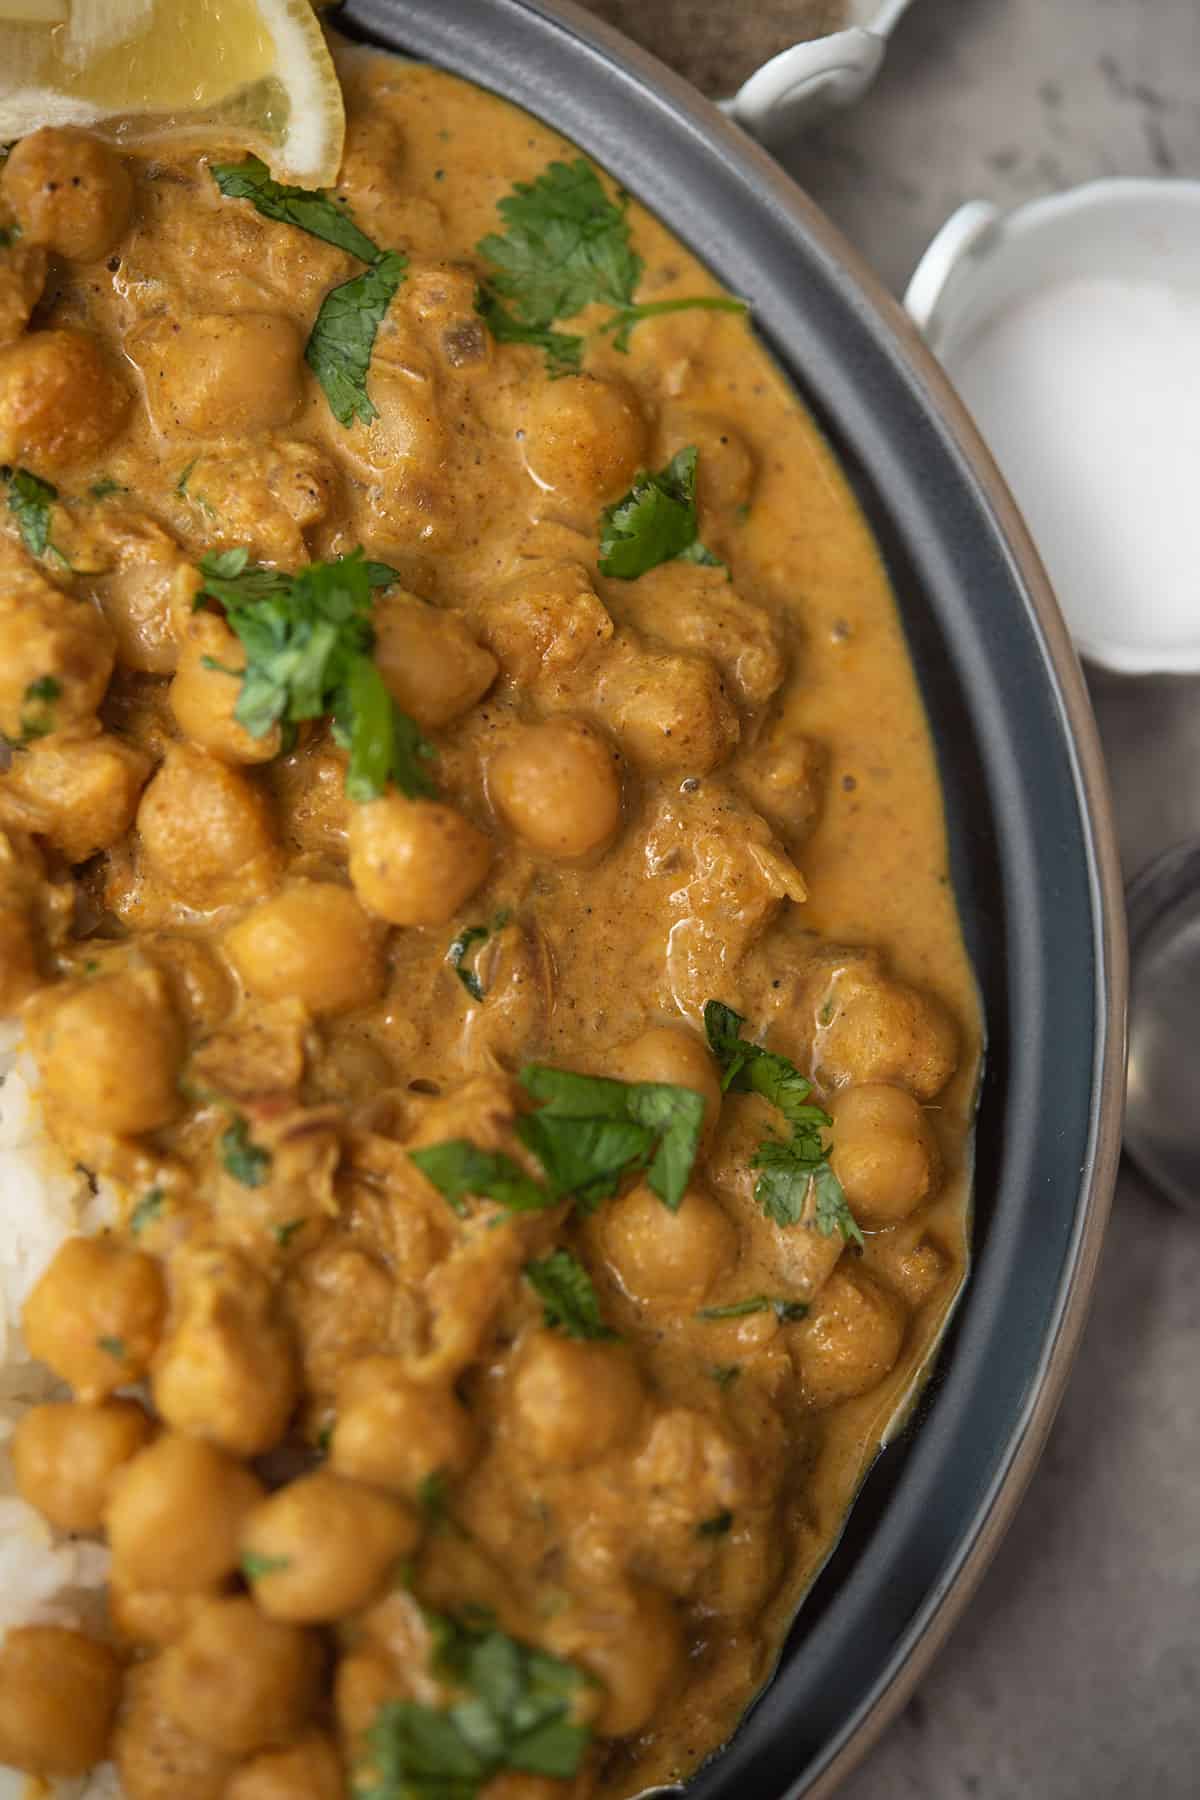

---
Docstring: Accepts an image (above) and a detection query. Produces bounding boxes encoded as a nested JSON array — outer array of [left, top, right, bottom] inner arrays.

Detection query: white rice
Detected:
[[0, 1023, 121, 1799]]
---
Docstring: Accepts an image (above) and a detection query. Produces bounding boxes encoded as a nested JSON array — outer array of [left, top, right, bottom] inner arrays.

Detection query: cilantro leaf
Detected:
[[218, 1115, 272, 1188], [476, 157, 749, 373], [409, 1064, 703, 1219], [5, 467, 69, 565], [446, 911, 510, 1002], [210, 156, 381, 263], [96, 1334, 125, 1360], [518, 1064, 705, 1211], [475, 288, 583, 377], [524, 1250, 616, 1340], [597, 448, 723, 580], [130, 1187, 165, 1235], [241, 1551, 292, 1581], [357, 1611, 590, 1800], [478, 158, 639, 329], [19, 675, 61, 742], [408, 1141, 552, 1218], [88, 477, 125, 500], [696, 1295, 810, 1322], [697, 1509, 734, 1538], [196, 547, 434, 802], [703, 1000, 862, 1246], [306, 250, 408, 428]]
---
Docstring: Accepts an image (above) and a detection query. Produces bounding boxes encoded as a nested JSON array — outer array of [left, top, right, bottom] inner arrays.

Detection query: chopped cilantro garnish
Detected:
[[130, 1186, 165, 1235], [210, 158, 408, 426], [697, 1509, 734, 1537], [598, 448, 723, 580], [218, 1114, 272, 1189], [210, 156, 382, 263], [476, 157, 746, 375], [19, 675, 61, 742], [696, 1296, 809, 1323], [409, 1141, 549, 1218], [709, 1363, 741, 1388], [356, 1610, 590, 1799], [475, 287, 583, 377], [410, 1064, 704, 1219], [703, 1000, 862, 1246], [4, 467, 69, 566], [417, 1469, 449, 1520], [195, 547, 433, 803], [241, 1551, 292, 1581], [306, 251, 409, 428], [271, 1218, 306, 1249], [446, 910, 510, 1002], [96, 1334, 125, 1359], [88, 477, 126, 500], [524, 1250, 616, 1341]]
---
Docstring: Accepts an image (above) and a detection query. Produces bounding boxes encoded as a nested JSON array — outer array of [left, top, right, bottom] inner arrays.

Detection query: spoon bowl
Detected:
[[1125, 840, 1200, 1216]]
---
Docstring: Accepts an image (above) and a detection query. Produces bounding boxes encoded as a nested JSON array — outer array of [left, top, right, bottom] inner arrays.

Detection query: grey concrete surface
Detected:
[[780, 6, 1200, 1798]]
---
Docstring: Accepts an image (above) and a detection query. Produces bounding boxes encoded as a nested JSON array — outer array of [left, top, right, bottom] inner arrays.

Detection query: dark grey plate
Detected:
[[332, 2, 1127, 1792]]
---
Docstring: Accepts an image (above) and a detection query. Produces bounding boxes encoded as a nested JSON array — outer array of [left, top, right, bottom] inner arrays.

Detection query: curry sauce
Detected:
[[0, 49, 980, 1800]]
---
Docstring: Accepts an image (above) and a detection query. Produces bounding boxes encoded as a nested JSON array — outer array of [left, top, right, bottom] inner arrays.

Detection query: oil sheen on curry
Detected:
[[0, 46, 981, 1800]]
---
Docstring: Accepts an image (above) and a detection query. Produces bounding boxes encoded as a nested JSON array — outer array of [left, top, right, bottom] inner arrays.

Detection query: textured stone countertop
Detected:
[[579, 3, 1200, 1795]]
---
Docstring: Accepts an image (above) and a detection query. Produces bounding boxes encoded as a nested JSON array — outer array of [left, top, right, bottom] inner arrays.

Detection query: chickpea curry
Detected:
[[0, 47, 981, 1800]]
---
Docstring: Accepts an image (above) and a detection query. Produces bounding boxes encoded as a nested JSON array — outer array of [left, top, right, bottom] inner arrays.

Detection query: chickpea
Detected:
[[4, 730, 152, 863], [829, 1083, 940, 1227], [0, 328, 131, 471], [109, 1578, 225, 1650], [348, 793, 491, 927], [2, 128, 133, 262], [792, 1267, 907, 1409], [598, 642, 739, 775], [616, 1022, 723, 1143], [12, 1397, 153, 1533], [224, 881, 385, 1015], [170, 613, 281, 764], [332, 1356, 476, 1498], [97, 553, 193, 675], [159, 1596, 321, 1756], [545, 1584, 682, 1738], [137, 744, 281, 908], [152, 1245, 298, 1457], [114, 1658, 237, 1800], [373, 595, 498, 729], [129, 312, 304, 437], [818, 974, 958, 1102], [105, 1431, 265, 1592], [226, 1731, 346, 1800], [0, 1626, 122, 1776], [334, 1645, 402, 1742], [511, 1335, 643, 1468], [23, 1234, 166, 1402], [0, 563, 115, 743], [240, 1470, 420, 1623], [0, 238, 46, 349], [657, 410, 755, 513], [515, 374, 648, 509], [596, 1181, 735, 1305], [489, 718, 623, 859], [27, 966, 182, 1136]]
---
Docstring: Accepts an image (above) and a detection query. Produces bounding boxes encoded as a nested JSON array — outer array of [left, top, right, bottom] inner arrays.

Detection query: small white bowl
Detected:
[[906, 181, 1200, 676]]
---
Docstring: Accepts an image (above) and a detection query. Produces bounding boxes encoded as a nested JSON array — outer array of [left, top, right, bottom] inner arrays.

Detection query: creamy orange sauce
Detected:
[[0, 50, 980, 1800]]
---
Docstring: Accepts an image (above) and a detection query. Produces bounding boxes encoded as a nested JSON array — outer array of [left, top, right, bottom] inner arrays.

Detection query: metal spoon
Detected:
[[1124, 840, 1200, 1216]]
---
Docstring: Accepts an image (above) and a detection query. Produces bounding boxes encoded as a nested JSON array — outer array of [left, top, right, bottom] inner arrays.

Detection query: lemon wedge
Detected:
[[0, 0, 345, 186]]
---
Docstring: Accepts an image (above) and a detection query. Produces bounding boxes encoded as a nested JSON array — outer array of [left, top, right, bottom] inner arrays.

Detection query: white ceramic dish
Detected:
[[724, 0, 914, 143], [905, 180, 1200, 677]]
